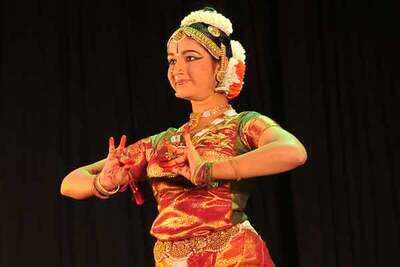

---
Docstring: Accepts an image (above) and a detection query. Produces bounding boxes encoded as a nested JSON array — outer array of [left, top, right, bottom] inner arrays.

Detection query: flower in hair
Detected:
[[181, 10, 233, 36], [220, 58, 246, 100], [217, 40, 246, 100], [230, 40, 246, 63]]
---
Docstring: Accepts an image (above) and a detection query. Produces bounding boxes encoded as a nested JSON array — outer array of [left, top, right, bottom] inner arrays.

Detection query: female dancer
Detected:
[[61, 7, 307, 266]]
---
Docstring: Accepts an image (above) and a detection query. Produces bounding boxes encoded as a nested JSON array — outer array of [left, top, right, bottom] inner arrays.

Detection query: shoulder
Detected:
[[236, 111, 280, 129], [235, 110, 282, 149]]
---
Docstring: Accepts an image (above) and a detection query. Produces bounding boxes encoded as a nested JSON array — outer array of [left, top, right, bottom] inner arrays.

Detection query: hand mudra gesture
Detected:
[[169, 130, 208, 185], [97, 135, 131, 189]]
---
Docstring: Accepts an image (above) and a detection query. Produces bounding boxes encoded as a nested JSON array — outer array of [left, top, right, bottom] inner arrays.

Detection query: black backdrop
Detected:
[[1, 0, 399, 266]]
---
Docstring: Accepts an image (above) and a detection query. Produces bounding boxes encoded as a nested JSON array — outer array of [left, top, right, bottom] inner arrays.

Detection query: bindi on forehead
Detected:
[[169, 39, 204, 55], [167, 40, 180, 55]]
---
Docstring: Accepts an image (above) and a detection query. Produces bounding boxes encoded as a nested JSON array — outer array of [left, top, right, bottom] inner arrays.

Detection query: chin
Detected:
[[174, 87, 191, 99], [173, 87, 208, 101], [175, 92, 193, 101], [173, 89, 189, 99]]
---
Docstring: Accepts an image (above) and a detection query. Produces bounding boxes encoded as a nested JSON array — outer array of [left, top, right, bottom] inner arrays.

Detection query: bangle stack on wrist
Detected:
[[191, 162, 214, 187], [93, 174, 120, 198]]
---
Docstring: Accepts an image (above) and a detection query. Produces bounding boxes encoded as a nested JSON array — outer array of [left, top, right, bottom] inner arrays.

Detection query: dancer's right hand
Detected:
[[97, 135, 130, 190]]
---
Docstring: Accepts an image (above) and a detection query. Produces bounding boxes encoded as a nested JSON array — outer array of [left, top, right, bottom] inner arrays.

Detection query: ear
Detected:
[[213, 60, 221, 76]]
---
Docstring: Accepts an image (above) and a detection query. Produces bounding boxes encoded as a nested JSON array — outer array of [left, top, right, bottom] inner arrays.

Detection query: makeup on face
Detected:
[[166, 37, 219, 100]]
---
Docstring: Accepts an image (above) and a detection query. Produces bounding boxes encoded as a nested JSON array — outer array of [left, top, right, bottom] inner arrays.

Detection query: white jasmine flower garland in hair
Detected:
[[219, 58, 241, 89], [230, 40, 246, 63], [181, 10, 233, 36], [217, 40, 246, 100]]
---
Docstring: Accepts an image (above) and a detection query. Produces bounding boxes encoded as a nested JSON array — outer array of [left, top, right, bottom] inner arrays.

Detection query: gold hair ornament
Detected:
[[168, 26, 223, 60], [216, 43, 228, 83], [207, 25, 220, 37]]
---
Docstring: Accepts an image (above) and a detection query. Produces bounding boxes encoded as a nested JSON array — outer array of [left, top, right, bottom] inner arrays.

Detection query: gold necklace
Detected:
[[186, 103, 231, 131]]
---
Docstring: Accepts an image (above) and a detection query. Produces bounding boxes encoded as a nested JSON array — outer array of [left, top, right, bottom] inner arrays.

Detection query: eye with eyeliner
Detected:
[[167, 58, 176, 65], [167, 55, 202, 65], [186, 55, 201, 62]]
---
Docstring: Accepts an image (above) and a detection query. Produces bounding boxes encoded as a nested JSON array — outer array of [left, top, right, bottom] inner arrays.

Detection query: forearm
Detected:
[[212, 141, 307, 180], [60, 168, 97, 200]]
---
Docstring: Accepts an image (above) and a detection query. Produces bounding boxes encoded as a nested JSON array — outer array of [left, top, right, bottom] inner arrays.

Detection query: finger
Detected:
[[171, 166, 191, 179], [170, 148, 187, 159], [108, 137, 115, 153], [163, 155, 187, 167], [117, 135, 127, 150], [183, 134, 198, 156], [172, 155, 187, 164], [184, 139, 202, 163], [164, 143, 185, 154], [183, 133, 192, 146]]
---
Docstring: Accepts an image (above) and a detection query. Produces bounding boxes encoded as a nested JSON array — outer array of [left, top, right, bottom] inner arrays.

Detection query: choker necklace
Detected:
[[186, 103, 232, 131]]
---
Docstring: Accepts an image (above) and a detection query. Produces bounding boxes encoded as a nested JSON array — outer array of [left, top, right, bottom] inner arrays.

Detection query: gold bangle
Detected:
[[92, 182, 110, 199], [94, 174, 120, 196]]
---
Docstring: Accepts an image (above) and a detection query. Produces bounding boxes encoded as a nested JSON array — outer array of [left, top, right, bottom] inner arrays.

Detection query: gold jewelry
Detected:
[[169, 28, 186, 42], [216, 43, 228, 83], [187, 103, 231, 131], [153, 224, 240, 262], [168, 26, 223, 59], [207, 25, 220, 37], [94, 174, 120, 196], [92, 182, 110, 199]]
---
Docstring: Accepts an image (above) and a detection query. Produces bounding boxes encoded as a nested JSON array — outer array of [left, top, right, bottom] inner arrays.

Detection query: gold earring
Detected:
[[216, 70, 225, 82], [216, 44, 227, 83]]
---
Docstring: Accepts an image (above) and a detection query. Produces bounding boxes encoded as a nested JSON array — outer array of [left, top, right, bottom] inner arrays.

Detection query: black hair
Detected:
[[188, 22, 233, 58]]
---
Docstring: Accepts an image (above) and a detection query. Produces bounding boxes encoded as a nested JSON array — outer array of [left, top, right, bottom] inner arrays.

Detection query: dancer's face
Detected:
[[167, 37, 220, 101]]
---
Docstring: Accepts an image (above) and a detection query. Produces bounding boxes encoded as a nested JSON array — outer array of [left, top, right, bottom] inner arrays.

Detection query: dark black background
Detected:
[[1, 0, 399, 266]]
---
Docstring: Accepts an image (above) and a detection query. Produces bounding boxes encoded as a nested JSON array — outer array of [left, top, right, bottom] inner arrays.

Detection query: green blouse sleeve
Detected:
[[237, 111, 281, 151]]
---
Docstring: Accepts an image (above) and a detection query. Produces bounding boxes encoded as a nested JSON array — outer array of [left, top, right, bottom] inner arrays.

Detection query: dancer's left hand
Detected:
[[170, 131, 206, 185]]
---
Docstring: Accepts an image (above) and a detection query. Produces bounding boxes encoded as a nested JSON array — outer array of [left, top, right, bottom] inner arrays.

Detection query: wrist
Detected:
[[210, 158, 241, 181], [191, 162, 214, 186], [93, 174, 120, 197], [92, 180, 110, 199], [97, 174, 118, 191]]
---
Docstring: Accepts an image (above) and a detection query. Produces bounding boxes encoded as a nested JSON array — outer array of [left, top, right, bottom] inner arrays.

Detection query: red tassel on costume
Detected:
[[133, 191, 144, 205], [130, 181, 144, 205]]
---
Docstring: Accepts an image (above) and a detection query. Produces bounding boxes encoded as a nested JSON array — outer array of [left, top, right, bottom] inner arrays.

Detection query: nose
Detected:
[[172, 58, 185, 77]]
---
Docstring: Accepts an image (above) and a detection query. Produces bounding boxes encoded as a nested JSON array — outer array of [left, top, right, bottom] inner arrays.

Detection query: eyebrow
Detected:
[[167, 50, 202, 57]]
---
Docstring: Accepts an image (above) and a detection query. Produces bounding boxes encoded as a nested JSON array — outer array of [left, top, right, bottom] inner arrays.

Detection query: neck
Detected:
[[190, 93, 228, 113]]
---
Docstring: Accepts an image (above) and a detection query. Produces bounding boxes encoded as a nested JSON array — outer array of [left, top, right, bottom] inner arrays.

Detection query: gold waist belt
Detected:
[[154, 224, 240, 262]]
